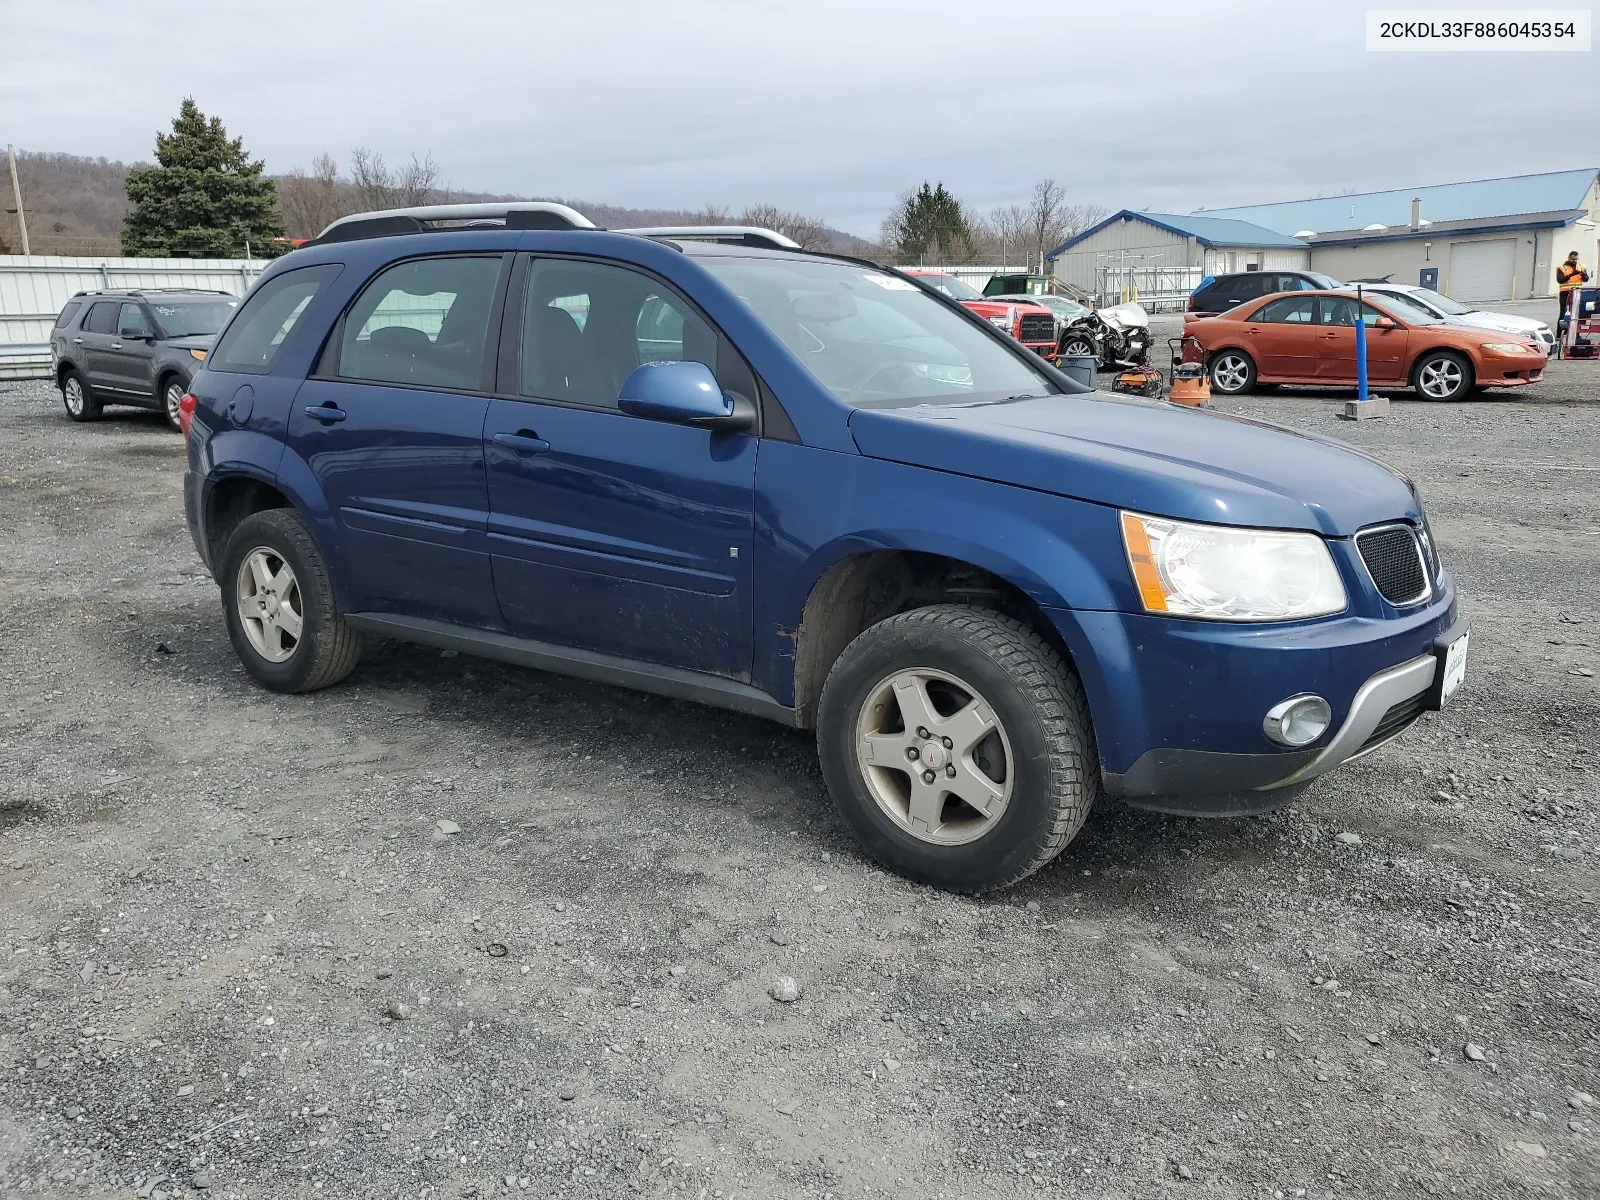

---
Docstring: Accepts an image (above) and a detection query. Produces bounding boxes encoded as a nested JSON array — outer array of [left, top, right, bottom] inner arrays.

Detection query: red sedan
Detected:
[[1184, 289, 1545, 401]]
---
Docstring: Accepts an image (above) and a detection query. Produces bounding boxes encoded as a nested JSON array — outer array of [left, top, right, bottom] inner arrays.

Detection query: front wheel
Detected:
[[220, 508, 362, 693], [1209, 350, 1256, 395], [816, 605, 1097, 893], [1412, 350, 1473, 401], [161, 378, 187, 431], [1058, 335, 1097, 361]]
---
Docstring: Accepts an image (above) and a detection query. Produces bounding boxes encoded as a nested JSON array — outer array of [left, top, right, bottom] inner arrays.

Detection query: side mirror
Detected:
[[617, 361, 754, 432], [1371, 316, 1397, 330]]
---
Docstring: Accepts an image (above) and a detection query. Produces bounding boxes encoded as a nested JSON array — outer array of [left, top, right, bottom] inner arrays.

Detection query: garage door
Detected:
[[1448, 239, 1516, 302]]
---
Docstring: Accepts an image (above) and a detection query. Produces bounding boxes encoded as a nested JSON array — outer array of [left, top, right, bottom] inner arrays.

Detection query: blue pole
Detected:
[[1354, 284, 1369, 401]]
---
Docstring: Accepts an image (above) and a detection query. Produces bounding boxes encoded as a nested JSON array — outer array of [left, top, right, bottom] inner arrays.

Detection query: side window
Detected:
[[54, 300, 84, 331], [212, 264, 342, 374], [1361, 302, 1391, 324], [520, 259, 716, 409], [338, 256, 503, 391], [1251, 295, 1317, 324], [84, 302, 118, 335], [1318, 297, 1358, 326], [117, 303, 152, 339]]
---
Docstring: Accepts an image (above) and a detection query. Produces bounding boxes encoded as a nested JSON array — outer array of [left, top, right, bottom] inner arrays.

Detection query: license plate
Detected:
[[1439, 630, 1469, 702]]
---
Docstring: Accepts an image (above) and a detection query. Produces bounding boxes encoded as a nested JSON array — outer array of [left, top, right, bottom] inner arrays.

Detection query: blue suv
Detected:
[[182, 203, 1468, 893]]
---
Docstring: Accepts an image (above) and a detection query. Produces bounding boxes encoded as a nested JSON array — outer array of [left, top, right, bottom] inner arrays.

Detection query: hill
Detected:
[[3, 149, 876, 257]]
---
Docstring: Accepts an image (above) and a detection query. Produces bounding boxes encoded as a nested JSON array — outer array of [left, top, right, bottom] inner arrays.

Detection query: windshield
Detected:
[[148, 298, 239, 338], [912, 273, 984, 302], [1011, 295, 1089, 321], [1406, 287, 1470, 316], [1371, 292, 1442, 325], [1308, 272, 1342, 288], [698, 256, 1059, 408]]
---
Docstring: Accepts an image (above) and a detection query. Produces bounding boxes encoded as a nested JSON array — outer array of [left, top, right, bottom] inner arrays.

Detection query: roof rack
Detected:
[[311, 202, 598, 245], [70, 287, 235, 298], [617, 225, 801, 250]]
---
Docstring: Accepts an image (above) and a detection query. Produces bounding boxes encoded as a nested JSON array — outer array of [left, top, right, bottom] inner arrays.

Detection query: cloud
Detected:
[[3, 0, 1586, 236]]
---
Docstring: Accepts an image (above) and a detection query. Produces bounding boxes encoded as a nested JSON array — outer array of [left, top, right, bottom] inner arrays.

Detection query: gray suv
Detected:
[[51, 289, 240, 429]]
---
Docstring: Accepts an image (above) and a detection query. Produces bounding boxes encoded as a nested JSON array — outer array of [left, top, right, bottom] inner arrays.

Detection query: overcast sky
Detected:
[[4, 0, 1594, 236]]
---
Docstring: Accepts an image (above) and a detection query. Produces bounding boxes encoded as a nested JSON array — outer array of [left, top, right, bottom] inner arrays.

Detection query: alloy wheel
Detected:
[[1417, 357, 1464, 399], [164, 382, 186, 426], [1061, 338, 1095, 358], [1212, 354, 1249, 392], [235, 547, 304, 663], [63, 377, 85, 416], [853, 667, 1014, 846]]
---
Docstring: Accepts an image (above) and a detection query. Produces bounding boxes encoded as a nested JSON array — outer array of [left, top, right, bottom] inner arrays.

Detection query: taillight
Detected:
[[179, 392, 197, 439], [1187, 295, 1198, 310]]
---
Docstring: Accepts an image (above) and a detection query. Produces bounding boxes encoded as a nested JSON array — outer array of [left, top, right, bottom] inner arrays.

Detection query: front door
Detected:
[[103, 301, 160, 397], [1315, 296, 1408, 384], [1242, 293, 1318, 380], [484, 256, 757, 680], [283, 253, 508, 628]]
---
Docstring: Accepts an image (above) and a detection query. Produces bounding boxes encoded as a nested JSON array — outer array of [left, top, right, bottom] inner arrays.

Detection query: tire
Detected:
[[1411, 349, 1473, 401], [1058, 335, 1097, 361], [160, 376, 187, 431], [1208, 350, 1256, 395], [816, 605, 1098, 893], [61, 369, 102, 422], [219, 508, 362, 693]]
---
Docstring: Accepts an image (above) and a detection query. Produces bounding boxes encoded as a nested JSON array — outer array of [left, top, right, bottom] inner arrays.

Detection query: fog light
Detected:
[[1263, 694, 1332, 748]]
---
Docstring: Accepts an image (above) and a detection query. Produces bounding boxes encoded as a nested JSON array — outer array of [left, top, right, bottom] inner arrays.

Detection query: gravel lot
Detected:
[[0, 367, 1596, 1200]]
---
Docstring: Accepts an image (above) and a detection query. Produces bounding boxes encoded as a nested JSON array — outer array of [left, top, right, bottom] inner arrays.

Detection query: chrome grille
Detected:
[[1018, 313, 1056, 344], [1356, 524, 1430, 607]]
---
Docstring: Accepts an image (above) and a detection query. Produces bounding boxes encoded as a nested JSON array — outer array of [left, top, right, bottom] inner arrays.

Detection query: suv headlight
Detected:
[[1120, 512, 1347, 621]]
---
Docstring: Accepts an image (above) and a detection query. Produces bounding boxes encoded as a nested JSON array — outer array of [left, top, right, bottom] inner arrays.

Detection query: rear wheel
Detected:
[[1412, 350, 1473, 400], [1208, 350, 1256, 395], [816, 605, 1097, 893], [161, 378, 187, 431], [220, 508, 362, 693], [61, 370, 101, 422]]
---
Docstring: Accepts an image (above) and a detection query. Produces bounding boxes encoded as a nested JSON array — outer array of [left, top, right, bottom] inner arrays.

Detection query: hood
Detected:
[[1096, 302, 1149, 330], [848, 393, 1419, 536], [960, 299, 1052, 319], [1449, 311, 1545, 336], [162, 335, 217, 351]]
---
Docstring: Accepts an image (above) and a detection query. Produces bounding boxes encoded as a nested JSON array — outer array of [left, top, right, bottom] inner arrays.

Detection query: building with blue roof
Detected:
[[1049, 169, 1598, 305]]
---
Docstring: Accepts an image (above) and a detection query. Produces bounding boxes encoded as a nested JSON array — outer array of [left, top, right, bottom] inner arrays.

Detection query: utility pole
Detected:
[[6, 144, 29, 255]]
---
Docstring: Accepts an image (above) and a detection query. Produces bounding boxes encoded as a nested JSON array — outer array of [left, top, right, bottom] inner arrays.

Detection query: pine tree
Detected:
[[122, 99, 284, 258], [883, 182, 973, 263]]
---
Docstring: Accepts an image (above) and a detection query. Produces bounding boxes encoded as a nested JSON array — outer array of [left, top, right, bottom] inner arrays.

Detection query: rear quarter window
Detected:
[[54, 300, 84, 331], [211, 264, 342, 375]]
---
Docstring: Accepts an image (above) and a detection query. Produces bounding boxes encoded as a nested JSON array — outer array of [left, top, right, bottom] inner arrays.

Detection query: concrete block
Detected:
[[1339, 395, 1389, 420]]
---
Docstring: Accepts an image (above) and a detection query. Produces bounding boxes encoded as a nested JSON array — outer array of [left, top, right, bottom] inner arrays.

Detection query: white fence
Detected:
[[0, 256, 267, 380]]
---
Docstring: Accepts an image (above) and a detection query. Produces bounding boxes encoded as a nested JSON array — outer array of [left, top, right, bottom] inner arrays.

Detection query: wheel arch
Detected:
[[787, 544, 1090, 729], [203, 470, 293, 572]]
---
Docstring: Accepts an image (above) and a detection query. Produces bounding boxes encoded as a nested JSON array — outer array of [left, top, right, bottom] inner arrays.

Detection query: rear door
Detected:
[[285, 253, 509, 628], [1243, 294, 1318, 380], [483, 254, 757, 679], [79, 301, 121, 389]]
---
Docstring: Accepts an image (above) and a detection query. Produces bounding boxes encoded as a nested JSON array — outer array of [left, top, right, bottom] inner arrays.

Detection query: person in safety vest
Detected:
[[1557, 251, 1589, 319]]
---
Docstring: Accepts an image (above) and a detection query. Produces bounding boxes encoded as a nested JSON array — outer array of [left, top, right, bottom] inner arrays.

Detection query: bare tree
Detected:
[[349, 148, 440, 211], [739, 203, 831, 251], [276, 152, 348, 240], [691, 203, 731, 224]]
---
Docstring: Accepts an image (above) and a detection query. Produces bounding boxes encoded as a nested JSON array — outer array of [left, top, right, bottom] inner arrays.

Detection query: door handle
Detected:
[[73, 337, 83, 344], [493, 431, 551, 455], [304, 404, 347, 424], [111, 342, 123, 349]]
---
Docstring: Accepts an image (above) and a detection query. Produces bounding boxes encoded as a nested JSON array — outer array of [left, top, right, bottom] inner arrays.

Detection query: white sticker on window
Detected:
[[861, 273, 917, 291]]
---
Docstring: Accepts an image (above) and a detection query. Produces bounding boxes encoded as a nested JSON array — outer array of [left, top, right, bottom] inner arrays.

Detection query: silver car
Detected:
[[1356, 283, 1555, 356]]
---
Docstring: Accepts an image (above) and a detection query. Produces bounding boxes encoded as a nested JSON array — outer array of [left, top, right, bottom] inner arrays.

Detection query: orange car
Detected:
[[1184, 289, 1545, 401]]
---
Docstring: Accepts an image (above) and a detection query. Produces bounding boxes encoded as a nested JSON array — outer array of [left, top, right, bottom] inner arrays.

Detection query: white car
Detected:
[[1356, 283, 1555, 355]]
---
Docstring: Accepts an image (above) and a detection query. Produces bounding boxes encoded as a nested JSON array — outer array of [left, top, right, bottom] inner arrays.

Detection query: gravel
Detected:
[[0, 375, 1596, 1198]]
